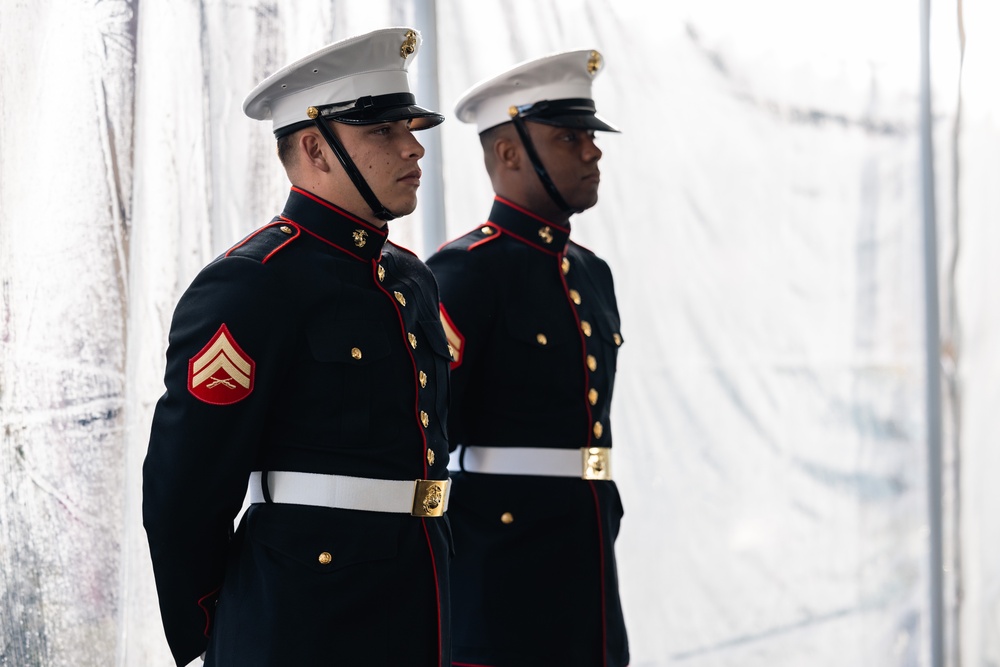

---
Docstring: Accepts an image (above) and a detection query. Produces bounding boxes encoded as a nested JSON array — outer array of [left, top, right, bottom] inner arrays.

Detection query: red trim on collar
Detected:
[[290, 186, 388, 238], [287, 217, 376, 263], [493, 195, 571, 234], [489, 225, 560, 256]]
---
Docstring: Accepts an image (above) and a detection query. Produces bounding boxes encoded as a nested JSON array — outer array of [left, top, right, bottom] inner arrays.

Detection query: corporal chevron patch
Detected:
[[188, 324, 255, 405]]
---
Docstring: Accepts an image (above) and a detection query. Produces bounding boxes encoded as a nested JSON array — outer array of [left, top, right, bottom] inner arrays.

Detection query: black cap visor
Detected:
[[274, 93, 444, 138], [511, 97, 620, 133]]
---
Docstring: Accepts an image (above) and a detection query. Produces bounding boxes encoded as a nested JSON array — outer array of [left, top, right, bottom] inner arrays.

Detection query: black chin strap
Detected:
[[313, 118, 396, 221], [510, 115, 577, 215]]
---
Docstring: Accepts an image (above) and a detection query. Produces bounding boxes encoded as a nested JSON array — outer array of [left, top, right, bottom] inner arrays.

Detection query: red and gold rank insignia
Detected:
[[439, 305, 465, 370], [187, 324, 255, 405]]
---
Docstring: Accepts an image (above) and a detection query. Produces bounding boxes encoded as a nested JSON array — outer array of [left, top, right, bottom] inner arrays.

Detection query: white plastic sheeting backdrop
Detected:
[[1, 1, 998, 666]]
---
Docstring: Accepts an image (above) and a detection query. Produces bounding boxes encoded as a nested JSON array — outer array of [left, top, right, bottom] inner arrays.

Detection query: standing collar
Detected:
[[280, 186, 388, 262], [486, 196, 571, 255]]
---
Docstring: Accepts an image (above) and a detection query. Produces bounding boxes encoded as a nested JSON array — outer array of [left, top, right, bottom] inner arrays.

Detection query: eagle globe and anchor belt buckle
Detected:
[[582, 446, 612, 481], [411, 479, 449, 517]]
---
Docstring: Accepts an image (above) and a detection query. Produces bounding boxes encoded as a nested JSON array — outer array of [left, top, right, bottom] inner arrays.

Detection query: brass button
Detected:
[[419, 370, 428, 388], [588, 388, 598, 405], [536, 333, 548, 346], [613, 333, 622, 346], [500, 512, 514, 524], [481, 226, 494, 235], [279, 225, 293, 235], [408, 332, 417, 349], [587, 355, 597, 372], [394, 291, 406, 307], [593, 421, 604, 439], [569, 289, 581, 305], [318, 551, 332, 565], [581, 320, 592, 337], [427, 449, 436, 466], [420, 411, 430, 428], [377, 265, 386, 282], [351, 347, 362, 360], [562, 257, 570, 275]]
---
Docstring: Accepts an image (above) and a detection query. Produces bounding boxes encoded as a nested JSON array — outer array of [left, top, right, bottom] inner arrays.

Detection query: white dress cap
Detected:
[[454, 49, 618, 134], [243, 27, 442, 137]]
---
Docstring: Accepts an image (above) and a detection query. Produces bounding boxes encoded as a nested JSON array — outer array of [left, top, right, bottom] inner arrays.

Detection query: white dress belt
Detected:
[[450, 445, 613, 481], [248, 471, 451, 517]]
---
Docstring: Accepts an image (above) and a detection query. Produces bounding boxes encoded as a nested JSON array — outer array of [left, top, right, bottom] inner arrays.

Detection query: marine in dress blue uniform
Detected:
[[427, 50, 629, 667], [142, 28, 453, 667]]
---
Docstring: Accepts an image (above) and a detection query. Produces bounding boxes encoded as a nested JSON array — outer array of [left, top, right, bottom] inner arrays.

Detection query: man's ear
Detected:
[[300, 130, 331, 172], [495, 136, 521, 171]]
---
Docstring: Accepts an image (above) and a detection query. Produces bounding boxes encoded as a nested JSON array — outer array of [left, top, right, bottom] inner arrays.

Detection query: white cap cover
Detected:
[[243, 27, 441, 136], [454, 49, 618, 134]]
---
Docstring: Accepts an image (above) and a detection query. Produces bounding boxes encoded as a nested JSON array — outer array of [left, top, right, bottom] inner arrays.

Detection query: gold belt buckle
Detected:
[[411, 479, 449, 517], [581, 447, 612, 481]]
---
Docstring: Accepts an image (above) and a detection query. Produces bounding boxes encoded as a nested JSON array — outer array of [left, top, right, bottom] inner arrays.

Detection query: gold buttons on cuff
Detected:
[[587, 355, 597, 372], [279, 225, 293, 235], [427, 449, 436, 466], [562, 257, 571, 275], [351, 347, 362, 360], [500, 512, 514, 524], [569, 289, 581, 305], [613, 333, 622, 346], [394, 291, 406, 307], [419, 371, 428, 388], [588, 388, 599, 405], [318, 552, 332, 565], [481, 226, 494, 235], [593, 421, 604, 439], [581, 320, 592, 337], [408, 333, 417, 349], [377, 265, 386, 282], [536, 333, 548, 346], [420, 411, 430, 428]]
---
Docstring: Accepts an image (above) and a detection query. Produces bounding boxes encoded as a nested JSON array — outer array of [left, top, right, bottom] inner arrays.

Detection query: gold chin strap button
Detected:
[[587, 354, 597, 372], [318, 551, 332, 565], [500, 512, 514, 524]]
